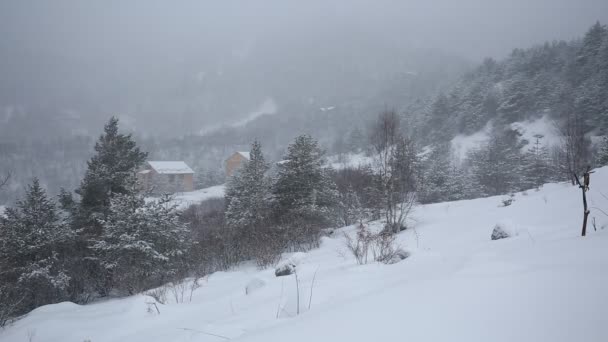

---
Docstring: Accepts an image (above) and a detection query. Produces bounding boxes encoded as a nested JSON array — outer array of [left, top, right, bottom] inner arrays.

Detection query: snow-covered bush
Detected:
[[501, 198, 514, 207], [275, 263, 296, 277], [491, 224, 511, 240]]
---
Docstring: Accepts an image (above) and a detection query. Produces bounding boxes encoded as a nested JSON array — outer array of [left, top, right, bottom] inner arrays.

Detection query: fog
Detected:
[[1, 0, 607, 135]]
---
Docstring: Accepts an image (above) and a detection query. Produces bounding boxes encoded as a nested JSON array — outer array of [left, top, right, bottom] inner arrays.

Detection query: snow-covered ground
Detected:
[[326, 152, 373, 170], [0, 205, 5, 217], [510, 114, 561, 149], [3, 169, 608, 342], [452, 115, 561, 163], [161, 184, 226, 210]]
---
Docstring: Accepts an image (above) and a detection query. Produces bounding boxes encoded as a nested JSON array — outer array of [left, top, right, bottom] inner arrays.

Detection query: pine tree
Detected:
[[523, 135, 551, 188], [419, 143, 469, 203], [274, 135, 338, 215], [93, 193, 190, 294], [0, 178, 74, 315], [225, 140, 271, 229], [347, 126, 365, 153], [597, 135, 608, 167], [67, 117, 148, 297], [468, 128, 524, 196], [338, 186, 363, 226], [273, 135, 339, 248], [76, 117, 147, 224]]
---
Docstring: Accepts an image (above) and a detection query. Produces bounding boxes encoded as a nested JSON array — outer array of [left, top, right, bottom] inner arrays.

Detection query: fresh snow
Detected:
[[147, 161, 194, 175], [198, 98, 278, 135], [3, 168, 608, 342], [452, 115, 561, 163], [232, 98, 278, 127], [237, 151, 251, 160], [511, 114, 561, 150], [144, 184, 225, 210], [451, 122, 492, 163], [327, 152, 373, 170], [168, 184, 225, 210]]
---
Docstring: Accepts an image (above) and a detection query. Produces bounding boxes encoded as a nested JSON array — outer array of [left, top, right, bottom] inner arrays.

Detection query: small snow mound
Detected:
[[245, 278, 265, 295], [386, 249, 410, 264], [29, 301, 80, 314], [283, 252, 307, 266]]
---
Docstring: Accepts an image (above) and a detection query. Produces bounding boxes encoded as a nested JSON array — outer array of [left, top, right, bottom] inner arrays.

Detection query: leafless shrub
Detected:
[[501, 198, 513, 207], [369, 111, 418, 233], [27, 328, 36, 342], [0, 171, 10, 190], [146, 285, 168, 304], [343, 223, 374, 265], [145, 301, 161, 315], [189, 277, 204, 302], [371, 231, 399, 264], [169, 281, 188, 304], [0, 286, 24, 327], [553, 114, 592, 184], [343, 223, 401, 265]]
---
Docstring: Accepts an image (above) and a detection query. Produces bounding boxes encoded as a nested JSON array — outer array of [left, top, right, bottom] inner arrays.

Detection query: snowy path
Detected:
[[3, 169, 608, 342]]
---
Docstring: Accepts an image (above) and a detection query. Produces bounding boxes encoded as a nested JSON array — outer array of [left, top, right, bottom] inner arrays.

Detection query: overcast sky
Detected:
[[1, 0, 608, 135], [2, 0, 608, 61]]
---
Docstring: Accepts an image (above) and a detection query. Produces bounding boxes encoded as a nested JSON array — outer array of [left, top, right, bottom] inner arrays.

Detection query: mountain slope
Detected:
[[2, 169, 608, 342], [414, 22, 608, 145]]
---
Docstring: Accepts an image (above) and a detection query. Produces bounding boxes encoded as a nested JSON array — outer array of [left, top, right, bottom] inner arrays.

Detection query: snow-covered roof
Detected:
[[147, 161, 194, 174], [237, 151, 250, 160], [138, 169, 152, 174]]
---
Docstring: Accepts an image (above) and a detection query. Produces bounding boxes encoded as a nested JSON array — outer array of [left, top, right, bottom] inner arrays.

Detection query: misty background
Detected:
[[1, 0, 608, 203]]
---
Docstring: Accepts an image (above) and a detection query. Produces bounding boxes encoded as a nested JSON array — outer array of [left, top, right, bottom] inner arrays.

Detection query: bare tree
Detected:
[[0, 171, 10, 191], [369, 110, 417, 233], [554, 114, 591, 184]]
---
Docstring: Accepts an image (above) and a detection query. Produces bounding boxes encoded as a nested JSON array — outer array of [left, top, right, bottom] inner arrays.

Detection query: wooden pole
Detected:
[[574, 172, 590, 237]]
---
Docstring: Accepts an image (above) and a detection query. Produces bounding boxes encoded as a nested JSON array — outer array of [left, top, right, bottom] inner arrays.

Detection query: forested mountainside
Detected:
[[412, 22, 608, 145]]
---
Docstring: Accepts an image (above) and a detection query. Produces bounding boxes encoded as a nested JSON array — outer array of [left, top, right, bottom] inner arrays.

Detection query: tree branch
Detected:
[[0, 171, 10, 190]]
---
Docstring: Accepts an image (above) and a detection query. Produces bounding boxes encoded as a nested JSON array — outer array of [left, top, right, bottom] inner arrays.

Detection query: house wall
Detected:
[[225, 154, 247, 177], [139, 168, 194, 194], [137, 169, 157, 193], [183, 174, 194, 192]]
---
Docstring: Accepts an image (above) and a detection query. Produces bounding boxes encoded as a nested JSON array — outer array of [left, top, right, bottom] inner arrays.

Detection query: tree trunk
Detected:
[[574, 172, 590, 237], [581, 187, 589, 237]]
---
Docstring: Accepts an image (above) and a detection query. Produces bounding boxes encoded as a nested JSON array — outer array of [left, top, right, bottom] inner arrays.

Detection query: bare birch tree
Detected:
[[369, 110, 417, 233]]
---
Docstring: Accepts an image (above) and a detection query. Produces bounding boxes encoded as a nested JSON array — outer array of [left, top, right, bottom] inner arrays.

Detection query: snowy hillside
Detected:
[[326, 152, 373, 170], [146, 184, 226, 210], [3, 168, 608, 342]]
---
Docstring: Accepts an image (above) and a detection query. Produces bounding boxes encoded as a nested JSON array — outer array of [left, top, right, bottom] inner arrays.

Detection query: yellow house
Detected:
[[225, 152, 250, 177]]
